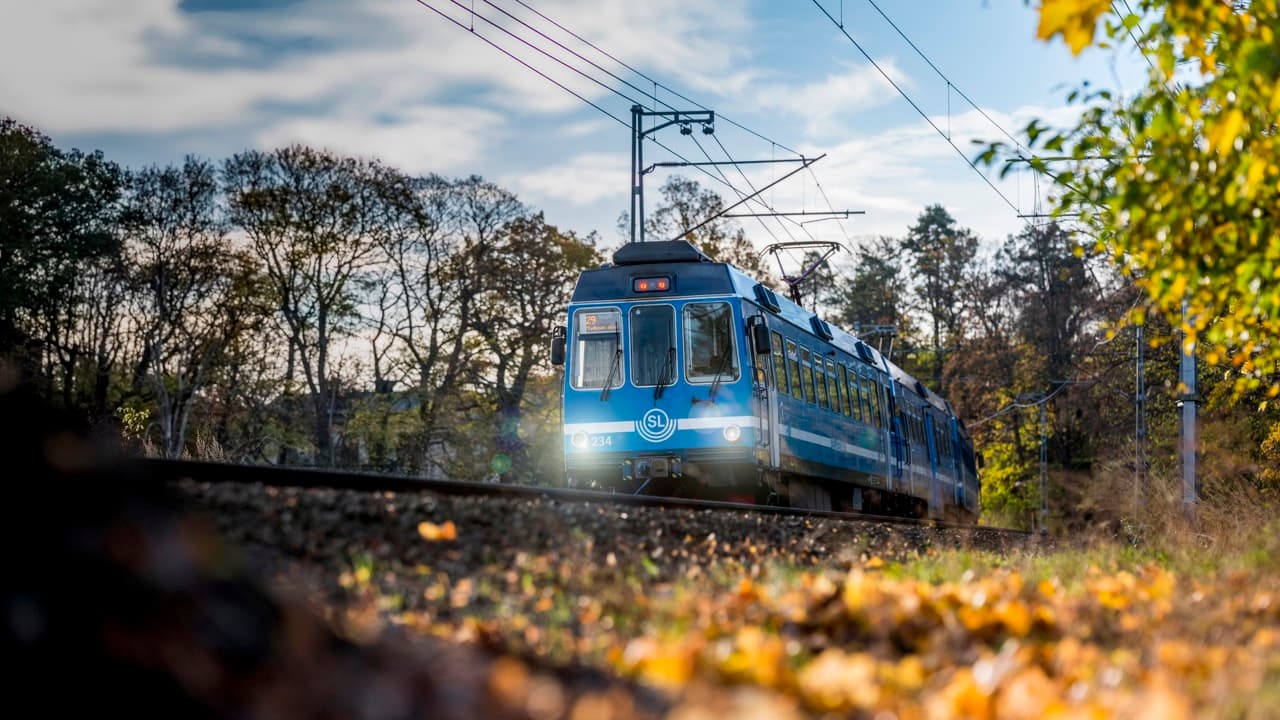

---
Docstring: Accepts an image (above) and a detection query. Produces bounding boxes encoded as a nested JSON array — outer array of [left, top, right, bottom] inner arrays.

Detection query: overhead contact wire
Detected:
[[413, 0, 629, 128], [809, 0, 1019, 213], [422, 0, 757, 202], [507, 0, 804, 158], [420, 0, 842, 241], [862, 0, 1026, 152]]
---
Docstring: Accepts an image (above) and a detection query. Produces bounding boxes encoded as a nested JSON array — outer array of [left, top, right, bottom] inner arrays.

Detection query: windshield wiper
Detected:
[[653, 347, 675, 402], [693, 344, 734, 405], [599, 344, 621, 401]]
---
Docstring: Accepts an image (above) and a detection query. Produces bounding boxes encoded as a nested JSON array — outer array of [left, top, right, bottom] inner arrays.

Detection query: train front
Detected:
[[554, 241, 763, 499]]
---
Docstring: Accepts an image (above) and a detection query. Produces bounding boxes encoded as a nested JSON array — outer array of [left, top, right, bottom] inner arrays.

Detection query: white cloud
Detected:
[[754, 60, 909, 138], [0, 0, 755, 169], [696, 102, 1086, 252], [508, 152, 627, 206], [256, 105, 506, 174]]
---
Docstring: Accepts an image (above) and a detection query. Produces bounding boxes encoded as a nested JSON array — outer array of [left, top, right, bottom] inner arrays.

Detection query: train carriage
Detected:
[[552, 240, 979, 522]]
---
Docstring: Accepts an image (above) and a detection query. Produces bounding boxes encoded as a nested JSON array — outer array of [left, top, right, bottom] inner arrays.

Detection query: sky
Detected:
[[2, 0, 1148, 263]]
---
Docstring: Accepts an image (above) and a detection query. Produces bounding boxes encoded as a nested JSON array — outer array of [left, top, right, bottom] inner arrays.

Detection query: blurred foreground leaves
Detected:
[[336, 539, 1280, 719]]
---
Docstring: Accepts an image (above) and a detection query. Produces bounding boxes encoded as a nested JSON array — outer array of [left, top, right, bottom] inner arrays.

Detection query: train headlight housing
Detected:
[[571, 431, 589, 449], [723, 424, 742, 443]]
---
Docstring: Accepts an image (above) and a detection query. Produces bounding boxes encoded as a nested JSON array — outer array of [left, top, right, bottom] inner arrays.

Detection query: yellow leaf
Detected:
[[996, 666, 1057, 720], [1245, 158, 1268, 195], [1037, 0, 1111, 55], [418, 520, 458, 541], [797, 650, 881, 712], [996, 601, 1032, 637], [924, 668, 993, 720], [1209, 108, 1245, 156]]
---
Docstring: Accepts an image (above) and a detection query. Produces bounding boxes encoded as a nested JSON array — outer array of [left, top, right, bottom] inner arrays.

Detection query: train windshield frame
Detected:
[[570, 307, 623, 390], [683, 301, 739, 384], [629, 304, 676, 387]]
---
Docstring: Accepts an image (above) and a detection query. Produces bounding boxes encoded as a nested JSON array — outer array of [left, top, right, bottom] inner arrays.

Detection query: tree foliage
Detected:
[[8, 108, 1280, 527], [898, 205, 979, 391], [224, 146, 393, 465], [0, 119, 124, 354], [1016, 0, 1280, 396], [124, 157, 256, 457], [825, 236, 910, 333]]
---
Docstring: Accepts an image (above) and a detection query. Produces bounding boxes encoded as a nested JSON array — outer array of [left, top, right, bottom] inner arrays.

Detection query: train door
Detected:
[[748, 316, 781, 472], [949, 418, 965, 508], [876, 375, 894, 491], [924, 412, 942, 519], [887, 382, 908, 492]]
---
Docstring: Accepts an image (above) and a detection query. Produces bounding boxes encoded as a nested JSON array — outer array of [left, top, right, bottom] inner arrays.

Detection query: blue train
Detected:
[[550, 240, 980, 522]]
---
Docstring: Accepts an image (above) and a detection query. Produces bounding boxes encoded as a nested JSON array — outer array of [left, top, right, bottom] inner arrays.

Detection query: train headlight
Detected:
[[571, 431, 589, 449], [723, 424, 742, 442]]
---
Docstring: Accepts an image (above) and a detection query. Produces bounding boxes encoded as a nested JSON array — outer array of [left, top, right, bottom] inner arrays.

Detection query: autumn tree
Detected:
[[223, 146, 392, 466], [123, 158, 259, 457], [1011, 1, 1280, 396], [902, 205, 980, 390], [372, 175, 526, 476], [825, 236, 913, 341], [0, 118, 124, 394], [472, 212, 600, 481], [43, 251, 132, 418]]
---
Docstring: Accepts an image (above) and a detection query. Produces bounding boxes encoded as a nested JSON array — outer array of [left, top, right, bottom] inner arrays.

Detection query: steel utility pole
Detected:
[[1038, 398, 1048, 533], [1135, 323, 1146, 518], [630, 104, 714, 244], [1179, 301, 1198, 521]]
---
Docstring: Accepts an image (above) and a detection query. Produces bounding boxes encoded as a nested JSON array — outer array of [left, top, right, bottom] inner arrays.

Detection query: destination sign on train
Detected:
[[582, 313, 619, 333]]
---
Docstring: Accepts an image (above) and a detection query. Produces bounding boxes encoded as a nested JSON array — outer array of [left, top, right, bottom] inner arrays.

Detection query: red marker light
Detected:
[[633, 275, 671, 292]]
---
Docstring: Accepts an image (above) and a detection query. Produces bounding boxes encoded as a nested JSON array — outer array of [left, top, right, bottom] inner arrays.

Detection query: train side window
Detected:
[[799, 347, 816, 404], [771, 331, 788, 394], [814, 353, 829, 409], [858, 377, 871, 425], [849, 369, 863, 422], [786, 340, 802, 399], [684, 301, 739, 384], [571, 308, 623, 390], [838, 365, 852, 417], [870, 379, 882, 428], [825, 359, 840, 414], [866, 378, 877, 427]]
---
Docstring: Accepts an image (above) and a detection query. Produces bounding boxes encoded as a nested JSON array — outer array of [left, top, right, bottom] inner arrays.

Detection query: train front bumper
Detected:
[[566, 446, 758, 492]]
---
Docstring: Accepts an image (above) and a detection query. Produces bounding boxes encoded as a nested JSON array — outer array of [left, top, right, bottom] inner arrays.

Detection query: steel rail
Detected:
[[142, 458, 1029, 537]]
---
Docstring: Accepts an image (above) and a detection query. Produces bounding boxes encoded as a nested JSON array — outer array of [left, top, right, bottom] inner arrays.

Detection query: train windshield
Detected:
[[684, 302, 738, 383], [630, 305, 675, 386], [572, 308, 622, 389]]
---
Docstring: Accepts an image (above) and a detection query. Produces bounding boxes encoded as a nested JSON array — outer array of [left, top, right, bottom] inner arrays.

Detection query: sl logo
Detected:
[[637, 408, 676, 443]]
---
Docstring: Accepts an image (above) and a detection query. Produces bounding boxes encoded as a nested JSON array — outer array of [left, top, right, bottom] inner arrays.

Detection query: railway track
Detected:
[[142, 457, 1029, 539]]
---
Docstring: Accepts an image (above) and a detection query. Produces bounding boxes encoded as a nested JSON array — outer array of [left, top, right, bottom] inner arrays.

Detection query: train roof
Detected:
[[571, 240, 954, 416]]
